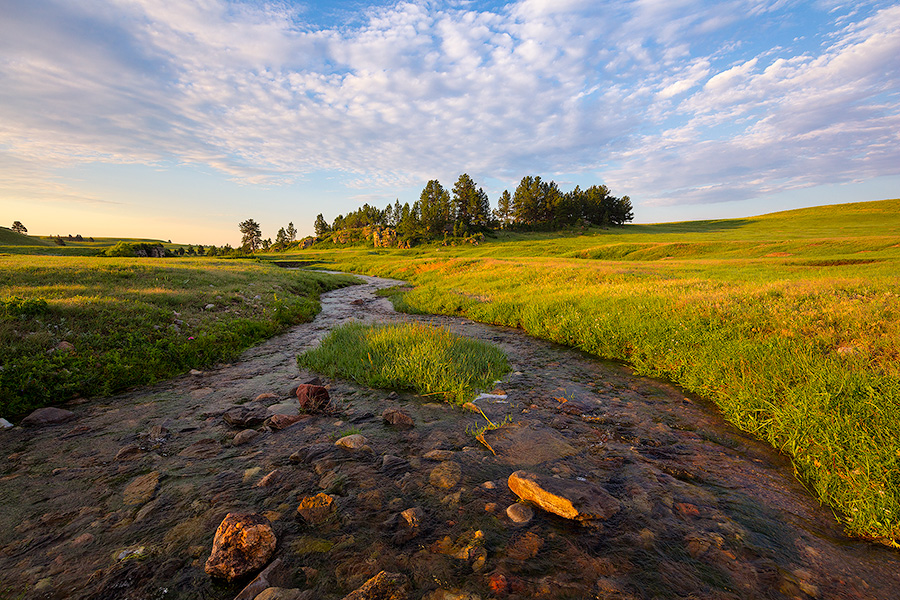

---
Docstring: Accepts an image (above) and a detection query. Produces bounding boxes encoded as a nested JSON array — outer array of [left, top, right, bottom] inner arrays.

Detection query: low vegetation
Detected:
[[279, 198, 900, 545], [298, 322, 509, 405], [0, 256, 357, 417]]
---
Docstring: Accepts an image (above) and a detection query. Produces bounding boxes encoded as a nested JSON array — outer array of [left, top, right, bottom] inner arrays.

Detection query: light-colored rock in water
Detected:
[[507, 470, 619, 522], [124, 471, 159, 506], [423, 449, 454, 461], [506, 503, 533, 525], [21, 407, 76, 427], [233, 429, 259, 446], [429, 461, 462, 489], [335, 434, 369, 450], [205, 512, 276, 581], [341, 570, 410, 600]]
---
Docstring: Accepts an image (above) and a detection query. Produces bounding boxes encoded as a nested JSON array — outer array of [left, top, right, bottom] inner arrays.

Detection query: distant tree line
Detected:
[[315, 174, 633, 246]]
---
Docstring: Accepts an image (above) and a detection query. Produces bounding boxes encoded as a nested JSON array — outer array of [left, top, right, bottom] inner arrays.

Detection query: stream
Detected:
[[1, 274, 898, 599]]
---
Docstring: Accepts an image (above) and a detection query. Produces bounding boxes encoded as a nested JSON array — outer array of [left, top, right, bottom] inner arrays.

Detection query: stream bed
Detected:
[[1, 274, 898, 599]]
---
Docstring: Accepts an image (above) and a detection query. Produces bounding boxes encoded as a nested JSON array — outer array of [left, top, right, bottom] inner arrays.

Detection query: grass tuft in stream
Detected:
[[298, 322, 509, 405]]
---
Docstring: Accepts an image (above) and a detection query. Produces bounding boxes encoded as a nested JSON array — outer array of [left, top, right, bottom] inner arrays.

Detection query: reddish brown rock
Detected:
[[341, 570, 410, 600], [382, 408, 414, 429], [267, 413, 308, 430], [296, 384, 330, 411], [205, 513, 276, 581], [507, 470, 619, 522], [20, 407, 76, 427], [297, 493, 336, 525]]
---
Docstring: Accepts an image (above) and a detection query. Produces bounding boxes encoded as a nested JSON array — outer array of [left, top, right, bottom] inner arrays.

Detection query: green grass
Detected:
[[0, 256, 357, 417], [298, 322, 509, 405], [277, 198, 900, 545], [0, 227, 54, 247]]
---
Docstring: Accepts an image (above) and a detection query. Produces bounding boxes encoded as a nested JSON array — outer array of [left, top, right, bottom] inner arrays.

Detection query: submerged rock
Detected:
[[223, 406, 267, 428], [341, 570, 410, 600], [382, 408, 414, 429], [335, 433, 369, 450], [297, 493, 336, 526], [296, 384, 330, 411], [123, 471, 159, 506], [429, 461, 462, 489], [21, 407, 76, 427], [205, 512, 276, 581], [507, 470, 619, 522]]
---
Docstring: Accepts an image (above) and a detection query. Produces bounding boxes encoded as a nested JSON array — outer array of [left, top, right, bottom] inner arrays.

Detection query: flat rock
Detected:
[[234, 558, 289, 600], [429, 461, 462, 489], [205, 512, 276, 581], [267, 402, 300, 416], [178, 438, 222, 459], [223, 406, 267, 428], [507, 470, 619, 522], [423, 449, 454, 461], [382, 408, 414, 429], [20, 407, 76, 427], [124, 471, 159, 505], [341, 570, 410, 600], [233, 429, 259, 446], [478, 424, 577, 466], [267, 414, 308, 430]]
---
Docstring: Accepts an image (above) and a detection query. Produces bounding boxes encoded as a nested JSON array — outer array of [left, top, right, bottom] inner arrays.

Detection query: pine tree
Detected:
[[11, 221, 27, 235], [314, 214, 330, 237], [418, 180, 451, 237], [494, 190, 512, 227], [286, 222, 297, 242], [238, 219, 262, 252]]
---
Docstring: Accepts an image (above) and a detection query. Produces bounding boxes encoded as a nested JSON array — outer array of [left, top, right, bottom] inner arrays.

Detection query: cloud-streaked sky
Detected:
[[2, 0, 899, 244]]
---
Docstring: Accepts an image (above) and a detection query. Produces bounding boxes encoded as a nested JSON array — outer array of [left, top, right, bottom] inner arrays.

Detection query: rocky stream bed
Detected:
[[1, 274, 899, 600]]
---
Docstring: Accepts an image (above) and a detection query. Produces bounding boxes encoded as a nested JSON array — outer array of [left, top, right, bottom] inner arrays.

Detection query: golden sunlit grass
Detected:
[[274, 198, 900, 544]]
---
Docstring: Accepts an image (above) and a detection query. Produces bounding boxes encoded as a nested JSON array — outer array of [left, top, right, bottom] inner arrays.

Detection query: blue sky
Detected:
[[2, 0, 899, 244]]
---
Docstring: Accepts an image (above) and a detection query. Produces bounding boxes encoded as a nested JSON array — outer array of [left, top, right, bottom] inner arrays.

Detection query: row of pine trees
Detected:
[[314, 174, 633, 243]]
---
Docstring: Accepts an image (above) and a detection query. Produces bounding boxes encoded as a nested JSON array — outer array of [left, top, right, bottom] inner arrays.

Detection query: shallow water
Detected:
[[1, 274, 898, 599]]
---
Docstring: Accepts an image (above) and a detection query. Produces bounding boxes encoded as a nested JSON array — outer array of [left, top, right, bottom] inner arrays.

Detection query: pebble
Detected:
[[335, 434, 369, 450], [506, 503, 534, 525]]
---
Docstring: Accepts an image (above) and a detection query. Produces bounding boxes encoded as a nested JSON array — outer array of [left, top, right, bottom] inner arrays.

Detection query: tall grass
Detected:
[[298, 322, 509, 405], [280, 198, 900, 545], [0, 256, 357, 417]]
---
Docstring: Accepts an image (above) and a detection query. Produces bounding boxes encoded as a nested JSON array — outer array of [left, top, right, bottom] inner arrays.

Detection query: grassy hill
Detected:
[[273, 197, 900, 545], [0, 227, 54, 247]]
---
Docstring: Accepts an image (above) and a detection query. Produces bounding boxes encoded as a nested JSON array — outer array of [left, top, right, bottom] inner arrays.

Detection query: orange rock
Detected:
[[204, 513, 276, 581], [297, 492, 335, 525]]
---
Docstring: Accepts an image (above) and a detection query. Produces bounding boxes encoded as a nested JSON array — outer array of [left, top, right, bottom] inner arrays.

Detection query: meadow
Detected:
[[272, 198, 900, 545], [0, 253, 356, 417]]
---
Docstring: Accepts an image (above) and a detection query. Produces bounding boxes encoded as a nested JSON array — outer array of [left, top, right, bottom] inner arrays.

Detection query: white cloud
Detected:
[[1, 0, 898, 212]]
